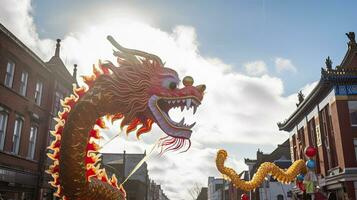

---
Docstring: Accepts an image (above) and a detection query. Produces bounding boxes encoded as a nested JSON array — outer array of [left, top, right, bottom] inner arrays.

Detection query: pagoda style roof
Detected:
[[340, 32, 357, 68], [244, 158, 257, 164], [278, 32, 357, 132]]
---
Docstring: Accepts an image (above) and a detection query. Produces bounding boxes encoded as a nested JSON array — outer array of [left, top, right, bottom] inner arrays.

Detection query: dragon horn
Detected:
[[107, 35, 164, 66]]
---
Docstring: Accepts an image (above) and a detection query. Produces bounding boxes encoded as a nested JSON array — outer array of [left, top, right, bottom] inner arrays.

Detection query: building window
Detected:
[[0, 110, 8, 150], [354, 139, 357, 161], [53, 91, 64, 115], [348, 101, 357, 126], [27, 126, 38, 159], [4, 61, 15, 88], [354, 182, 357, 200], [12, 118, 23, 154], [309, 119, 316, 147], [298, 128, 305, 150], [277, 194, 284, 200], [35, 81, 43, 106], [19, 71, 29, 96], [316, 124, 322, 146]]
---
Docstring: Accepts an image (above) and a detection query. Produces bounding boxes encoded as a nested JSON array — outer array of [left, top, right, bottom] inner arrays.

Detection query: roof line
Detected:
[[278, 67, 357, 131], [278, 33, 357, 132], [277, 78, 329, 131], [340, 33, 357, 68], [0, 23, 50, 72]]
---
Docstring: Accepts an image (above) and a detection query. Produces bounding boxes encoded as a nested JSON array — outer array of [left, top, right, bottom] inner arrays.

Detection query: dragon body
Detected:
[[216, 150, 307, 191], [47, 36, 205, 199]]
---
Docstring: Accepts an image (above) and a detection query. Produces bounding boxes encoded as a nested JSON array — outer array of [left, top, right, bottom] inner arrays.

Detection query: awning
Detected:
[[0, 166, 37, 188]]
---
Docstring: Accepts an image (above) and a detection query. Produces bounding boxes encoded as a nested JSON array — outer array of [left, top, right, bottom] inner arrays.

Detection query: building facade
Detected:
[[258, 160, 293, 200], [148, 181, 170, 200], [0, 23, 76, 199], [208, 177, 224, 200], [196, 187, 208, 200], [245, 140, 294, 200], [101, 151, 150, 200], [40, 39, 76, 199], [226, 171, 249, 200], [278, 32, 357, 200]]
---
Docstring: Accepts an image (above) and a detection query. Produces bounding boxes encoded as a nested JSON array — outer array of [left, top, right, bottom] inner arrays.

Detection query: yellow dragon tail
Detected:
[[216, 149, 307, 191]]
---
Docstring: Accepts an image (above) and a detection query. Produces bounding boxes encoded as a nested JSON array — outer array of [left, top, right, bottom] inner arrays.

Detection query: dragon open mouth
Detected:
[[148, 95, 201, 139]]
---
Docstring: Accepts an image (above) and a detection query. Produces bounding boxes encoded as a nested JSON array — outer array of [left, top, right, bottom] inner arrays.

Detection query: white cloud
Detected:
[[0, 0, 55, 60], [0, 1, 313, 199], [275, 57, 297, 73], [244, 60, 267, 76]]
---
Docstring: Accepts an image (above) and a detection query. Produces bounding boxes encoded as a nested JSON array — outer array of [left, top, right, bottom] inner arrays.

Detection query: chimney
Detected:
[[73, 64, 79, 87], [55, 39, 61, 57]]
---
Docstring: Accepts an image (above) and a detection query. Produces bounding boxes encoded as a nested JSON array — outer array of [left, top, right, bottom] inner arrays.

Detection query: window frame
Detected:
[[12, 117, 23, 155], [277, 194, 284, 200], [354, 139, 357, 161], [309, 119, 316, 147], [348, 101, 357, 127], [315, 124, 322, 146], [27, 125, 38, 159], [34, 80, 43, 106], [354, 181, 357, 200], [53, 91, 64, 115], [0, 109, 9, 151], [19, 71, 29, 96], [4, 60, 15, 88]]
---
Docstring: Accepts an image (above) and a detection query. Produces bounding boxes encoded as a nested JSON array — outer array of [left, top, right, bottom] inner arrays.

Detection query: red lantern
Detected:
[[304, 146, 317, 157], [241, 193, 249, 200]]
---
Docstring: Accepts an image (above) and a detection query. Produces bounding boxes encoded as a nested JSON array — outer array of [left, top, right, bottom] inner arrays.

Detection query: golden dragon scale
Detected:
[[216, 149, 307, 191]]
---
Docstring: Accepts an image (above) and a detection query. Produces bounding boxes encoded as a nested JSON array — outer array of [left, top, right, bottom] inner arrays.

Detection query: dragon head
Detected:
[[87, 36, 205, 151], [147, 68, 205, 139]]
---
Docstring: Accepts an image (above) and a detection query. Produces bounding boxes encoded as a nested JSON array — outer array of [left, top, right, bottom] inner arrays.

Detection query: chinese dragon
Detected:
[[216, 150, 307, 191], [47, 36, 205, 200]]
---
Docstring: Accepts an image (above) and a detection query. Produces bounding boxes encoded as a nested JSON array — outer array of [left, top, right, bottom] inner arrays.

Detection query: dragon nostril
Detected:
[[183, 76, 194, 87], [196, 84, 206, 93]]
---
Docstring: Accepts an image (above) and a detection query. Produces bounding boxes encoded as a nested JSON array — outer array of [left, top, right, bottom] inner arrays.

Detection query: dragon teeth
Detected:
[[186, 99, 191, 109], [179, 117, 185, 126], [189, 122, 196, 128], [193, 99, 199, 106]]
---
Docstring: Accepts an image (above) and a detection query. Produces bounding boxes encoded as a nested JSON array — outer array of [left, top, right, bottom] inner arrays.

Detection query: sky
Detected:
[[1, 0, 356, 199]]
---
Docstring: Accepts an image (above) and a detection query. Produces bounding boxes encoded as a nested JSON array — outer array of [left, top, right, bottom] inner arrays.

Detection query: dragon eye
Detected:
[[162, 76, 179, 90], [169, 82, 177, 90]]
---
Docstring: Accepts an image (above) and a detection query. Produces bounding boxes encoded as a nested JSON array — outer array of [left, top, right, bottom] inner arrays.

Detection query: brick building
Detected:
[[0, 23, 76, 199], [278, 32, 357, 199]]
